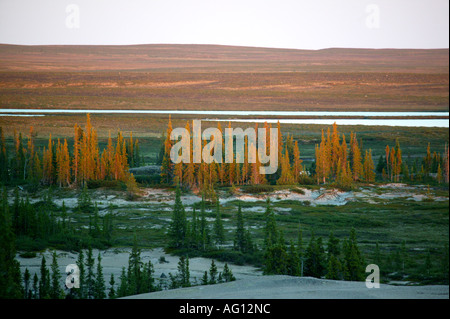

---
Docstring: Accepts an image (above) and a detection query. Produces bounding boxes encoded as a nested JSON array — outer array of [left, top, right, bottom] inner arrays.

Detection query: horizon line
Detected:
[[0, 42, 448, 51]]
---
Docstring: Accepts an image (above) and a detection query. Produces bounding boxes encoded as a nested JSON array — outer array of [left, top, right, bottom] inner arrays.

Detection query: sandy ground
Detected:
[[122, 275, 449, 299]]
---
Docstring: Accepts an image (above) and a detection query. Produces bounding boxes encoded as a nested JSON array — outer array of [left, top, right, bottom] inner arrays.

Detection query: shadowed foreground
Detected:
[[122, 276, 449, 299]]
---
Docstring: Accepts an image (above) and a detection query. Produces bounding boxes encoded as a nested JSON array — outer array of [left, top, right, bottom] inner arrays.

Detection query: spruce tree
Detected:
[[264, 231, 289, 275], [189, 208, 198, 249], [297, 225, 304, 259], [32, 273, 39, 299], [209, 260, 218, 284], [199, 198, 210, 250], [244, 228, 255, 253], [24, 268, 31, 299], [343, 228, 365, 281], [304, 232, 326, 278], [168, 186, 187, 248], [142, 260, 156, 293], [213, 201, 225, 247], [327, 231, 340, 260], [263, 198, 277, 248], [287, 240, 300, 276], [234, 203, 246, 252], [108, 274, 116, 299], [50, 251, 63, 299], [128, 234, 142, 295], [326, 254, 342, 280], [94, 253, 106, 299], [117, 267, 128, 297], [0, 189, 23, 298], [201, 271, 208, 285], [76, 249, 86, 299], [86, 246, 95, 299], [222, 263, 236, 282], [39, 256, 50, 299], [177, 256, 191, 288], [0, 127, 9, 183]]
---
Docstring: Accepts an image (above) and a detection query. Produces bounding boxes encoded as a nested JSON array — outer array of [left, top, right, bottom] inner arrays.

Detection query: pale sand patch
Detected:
[[123, 275, 449, 299]]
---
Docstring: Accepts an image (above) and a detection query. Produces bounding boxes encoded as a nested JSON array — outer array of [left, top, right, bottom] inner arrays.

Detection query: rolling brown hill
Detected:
[[0, 44, 448, 73], [0, 44, 448, 111]]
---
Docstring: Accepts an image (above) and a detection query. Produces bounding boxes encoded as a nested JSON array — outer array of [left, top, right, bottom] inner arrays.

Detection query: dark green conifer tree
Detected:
[[85, 246, 95, 299], [209, 260, 218, 284], [0, 188, 23, 298], [94, 253, 106, 299], [39, 256, 50, 299], [213, 201, 225, 247], [234, 203, 246, 252], [50, 251, 63, 299], [108, 274, 116, 299], [168, 186, 187, 248], [76, 249, 86, 299], [128, 234, 142, 295], [117, 267, 128, 297], [201, 271, 208, 285], [222, 263, 236, 282], [24, 268, 31, 299], [304, 231, 326, 278]]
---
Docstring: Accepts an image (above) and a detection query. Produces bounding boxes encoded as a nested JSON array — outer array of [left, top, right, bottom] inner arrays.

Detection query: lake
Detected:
[[0, 109, 448, 127]]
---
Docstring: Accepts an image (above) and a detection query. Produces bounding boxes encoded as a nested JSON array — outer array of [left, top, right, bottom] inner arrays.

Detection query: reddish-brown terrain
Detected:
[[0, 44, 448, 111]]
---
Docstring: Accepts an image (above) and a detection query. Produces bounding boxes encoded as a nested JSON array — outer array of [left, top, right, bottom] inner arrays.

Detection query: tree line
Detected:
[[160, 119, 449, 193], [0, 114, 143, 188]]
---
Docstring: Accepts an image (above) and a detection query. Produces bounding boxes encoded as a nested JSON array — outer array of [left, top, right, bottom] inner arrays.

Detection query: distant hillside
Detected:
[[0, 44, 448, 111], [0, 44, 448, 73]]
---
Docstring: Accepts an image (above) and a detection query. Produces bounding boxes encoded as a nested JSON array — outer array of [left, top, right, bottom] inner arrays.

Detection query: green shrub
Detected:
[[242, 185, 274, 194], [135, 174, 161, 185], [87, 180, 120, 189], [19, 251, 37, 258], [290, 188, 305, 195]]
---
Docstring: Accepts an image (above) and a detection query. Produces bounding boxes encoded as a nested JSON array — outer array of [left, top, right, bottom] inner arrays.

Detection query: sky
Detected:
[[0, 0, 448, 49]]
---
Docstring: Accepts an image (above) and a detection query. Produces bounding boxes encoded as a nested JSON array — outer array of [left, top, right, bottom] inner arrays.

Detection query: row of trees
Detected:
[[376, 142, 449, 183], [315, 123, 375, 186], [0, 114, 143, 187], [159, 118, 306, 193], [160, 120, 449, 191]]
